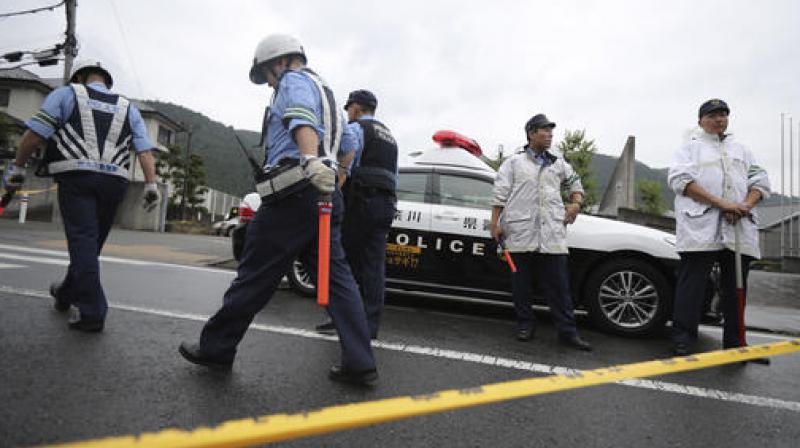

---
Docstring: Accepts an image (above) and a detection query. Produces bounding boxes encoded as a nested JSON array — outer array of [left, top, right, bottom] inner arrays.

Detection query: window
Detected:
[[396, 172, 428, 203], [0, 88, 9, 108], [437, 174, 494, 210], [157, 125, 174, 146]]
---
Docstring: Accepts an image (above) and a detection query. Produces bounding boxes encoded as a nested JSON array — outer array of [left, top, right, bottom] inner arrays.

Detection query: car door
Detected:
[[428, 171, 510, 293], [386, 169, 436, 284]]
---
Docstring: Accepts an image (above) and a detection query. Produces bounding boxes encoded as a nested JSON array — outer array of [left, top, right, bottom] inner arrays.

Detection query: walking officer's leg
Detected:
[[56, 175, 106, 324], [672, 251, 717, 350], [300, 188, 376, 374], [196, 187, 317, 363]]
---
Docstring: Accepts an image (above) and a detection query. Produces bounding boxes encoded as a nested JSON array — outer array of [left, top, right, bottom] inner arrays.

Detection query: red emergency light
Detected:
[[432, 130, 482, 157]]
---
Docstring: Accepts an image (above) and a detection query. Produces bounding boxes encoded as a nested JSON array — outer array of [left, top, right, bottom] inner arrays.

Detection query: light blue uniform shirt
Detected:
[[25, 82, 154, 152], [264, 70, 355, 168]]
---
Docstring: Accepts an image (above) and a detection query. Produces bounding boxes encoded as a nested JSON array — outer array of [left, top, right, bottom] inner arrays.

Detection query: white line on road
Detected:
[[0, 262, 25, 269], [1, 284, 798, 414], [0, 243, 235, 275]]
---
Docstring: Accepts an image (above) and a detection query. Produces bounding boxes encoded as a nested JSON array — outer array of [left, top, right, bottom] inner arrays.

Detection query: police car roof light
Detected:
[[432, 130, 482, 157]]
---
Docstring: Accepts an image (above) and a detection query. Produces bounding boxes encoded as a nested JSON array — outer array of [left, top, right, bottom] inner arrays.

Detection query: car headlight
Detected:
[[663, 236, 676, 247]]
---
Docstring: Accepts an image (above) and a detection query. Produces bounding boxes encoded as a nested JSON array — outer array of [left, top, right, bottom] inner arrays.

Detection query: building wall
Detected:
[[0, 87, 47, 123]]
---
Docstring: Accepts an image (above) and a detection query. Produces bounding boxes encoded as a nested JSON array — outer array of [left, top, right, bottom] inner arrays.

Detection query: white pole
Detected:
[[18, 193, 28, 224], [790, 116, 794, 257], [781, 113, 785, 259]]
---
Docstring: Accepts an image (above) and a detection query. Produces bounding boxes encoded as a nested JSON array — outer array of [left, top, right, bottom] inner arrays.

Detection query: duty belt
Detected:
[[48, 159, 129, 179], [255, 164, 306, 198]]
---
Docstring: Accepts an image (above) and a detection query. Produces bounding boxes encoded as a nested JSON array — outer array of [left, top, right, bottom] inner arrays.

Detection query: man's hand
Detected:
[[304, 158, 336, 194], [142, 182, 160, 212], [1, 164, 25, 191], [564, 203, 581, 225], [490, 222, 504, 242]]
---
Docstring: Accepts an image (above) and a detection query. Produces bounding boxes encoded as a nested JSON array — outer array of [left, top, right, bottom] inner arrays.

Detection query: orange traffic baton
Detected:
[[0, 188, 18, 216], [734, 220, 769, 365], [317, 194, 333, 306], [498, 240, 517, 273]]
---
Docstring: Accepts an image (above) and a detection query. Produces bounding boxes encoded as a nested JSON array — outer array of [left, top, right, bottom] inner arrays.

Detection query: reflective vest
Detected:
[[351, 118, 398, 192], [43, 84, 132, 179]]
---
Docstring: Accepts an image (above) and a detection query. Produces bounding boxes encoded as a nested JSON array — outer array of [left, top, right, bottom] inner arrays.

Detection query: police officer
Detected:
[[667, 99, 770, 357], [490, 114, 592, 351], [0, 59, 160, 332], [178, 34, 378, 384], [315, 90, 398, 339]]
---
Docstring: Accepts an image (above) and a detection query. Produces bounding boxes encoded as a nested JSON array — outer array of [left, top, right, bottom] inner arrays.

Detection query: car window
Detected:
[[438, 174, 493, 210], [397, 172, 428, 203]]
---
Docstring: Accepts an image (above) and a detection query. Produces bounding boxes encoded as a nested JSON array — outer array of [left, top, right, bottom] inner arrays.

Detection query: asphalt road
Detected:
[[1, 229, 799, 447]]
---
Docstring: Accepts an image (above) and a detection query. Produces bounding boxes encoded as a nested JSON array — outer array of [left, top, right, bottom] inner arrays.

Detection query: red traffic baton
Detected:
[[734, 220, 770, 365], [498, 240, 517, 273], [317, 194, 333, 306]]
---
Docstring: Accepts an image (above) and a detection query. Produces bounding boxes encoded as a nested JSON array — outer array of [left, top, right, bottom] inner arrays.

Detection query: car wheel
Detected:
[[288, 259, 316, 297], [583, 257, 672, 336]]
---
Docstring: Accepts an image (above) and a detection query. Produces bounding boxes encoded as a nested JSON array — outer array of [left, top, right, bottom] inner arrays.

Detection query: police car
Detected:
[[234, 146, 681, 336]]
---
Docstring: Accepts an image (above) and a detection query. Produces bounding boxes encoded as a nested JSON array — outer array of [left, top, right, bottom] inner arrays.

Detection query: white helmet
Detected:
[[69, 59, 113, 87], [249, 34, 306, 85]]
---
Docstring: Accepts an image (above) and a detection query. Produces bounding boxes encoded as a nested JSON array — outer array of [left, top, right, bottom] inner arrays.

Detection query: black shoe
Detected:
[[50, 283, 70, 312], [559, 335, 593, 351], [315, 321, 337, 335], [516, 328, 534, 342], [328, 365, 378, 385], [673, 342, 690, 356], [178, 342, 233, 371], [67, 319, 104, 333]]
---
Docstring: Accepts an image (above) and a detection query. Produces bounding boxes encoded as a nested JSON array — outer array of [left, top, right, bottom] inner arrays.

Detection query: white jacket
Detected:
[[667, 129, 770, 258], [493, 148, 584, 254]]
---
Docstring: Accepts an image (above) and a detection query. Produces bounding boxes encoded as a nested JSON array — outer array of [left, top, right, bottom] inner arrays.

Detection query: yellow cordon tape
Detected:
[[46, 339, 800, 448]]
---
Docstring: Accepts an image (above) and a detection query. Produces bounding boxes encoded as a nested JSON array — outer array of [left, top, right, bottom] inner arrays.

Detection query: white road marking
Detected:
[[1, 284, 798, 414], [0, 262, 25, 269], [0, 252, 69, 266], [0, 243, 234, 275]]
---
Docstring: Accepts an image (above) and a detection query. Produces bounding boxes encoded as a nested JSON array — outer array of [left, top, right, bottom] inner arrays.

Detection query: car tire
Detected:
[[287, 259, 316, 297], [583, 257, 672, 337]]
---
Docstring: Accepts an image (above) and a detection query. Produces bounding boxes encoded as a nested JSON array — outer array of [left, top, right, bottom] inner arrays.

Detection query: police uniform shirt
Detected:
[[265, 70, 354, 167], [26, 82, 154, 152], [668, 128, 771, 258], [492, 147, 584, 254], [343, 115, 399, 176]]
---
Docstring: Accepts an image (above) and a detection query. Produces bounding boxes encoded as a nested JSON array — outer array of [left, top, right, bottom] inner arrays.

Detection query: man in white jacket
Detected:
[[490, 114, 592, 351], [667, 99, 770, 356]]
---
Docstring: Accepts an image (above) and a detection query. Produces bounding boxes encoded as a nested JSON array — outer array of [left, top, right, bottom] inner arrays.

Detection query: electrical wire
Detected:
[[0, 1, 67, 19], [109, 0, 145, 97]]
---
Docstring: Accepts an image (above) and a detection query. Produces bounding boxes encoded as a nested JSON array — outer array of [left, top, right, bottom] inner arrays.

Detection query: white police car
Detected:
[[235, 147, 681, 336]]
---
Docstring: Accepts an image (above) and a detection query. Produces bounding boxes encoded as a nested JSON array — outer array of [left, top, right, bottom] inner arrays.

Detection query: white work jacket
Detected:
[[493, 148, 584, 254], [667, 129, 771, 258]]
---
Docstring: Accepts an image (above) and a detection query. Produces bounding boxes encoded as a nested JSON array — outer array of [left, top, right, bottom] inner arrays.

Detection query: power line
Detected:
[[109, 0, 145, 97], [0, 1, 67, 19]]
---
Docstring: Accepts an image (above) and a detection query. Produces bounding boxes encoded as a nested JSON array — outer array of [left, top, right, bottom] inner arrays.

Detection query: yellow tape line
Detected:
[[46, 339, 800, 448]]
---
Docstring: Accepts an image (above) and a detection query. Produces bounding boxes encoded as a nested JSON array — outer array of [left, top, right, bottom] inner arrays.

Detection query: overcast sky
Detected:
[[2, 0, 799, 193]]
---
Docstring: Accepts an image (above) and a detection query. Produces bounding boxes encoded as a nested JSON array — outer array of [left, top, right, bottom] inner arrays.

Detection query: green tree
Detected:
[[637, 179, 667, 216], [557, 129, 598, 212], [156, 145, 208, 220], [483, 144, 508, 171]]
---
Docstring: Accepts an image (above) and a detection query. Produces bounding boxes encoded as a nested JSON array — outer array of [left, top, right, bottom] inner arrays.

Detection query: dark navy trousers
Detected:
[[672, 250, 753, 348], [55, 172, 128, 322], [511, 252, 578, 337], [200, 185, 375, 371], [341, 192, 395, 338]]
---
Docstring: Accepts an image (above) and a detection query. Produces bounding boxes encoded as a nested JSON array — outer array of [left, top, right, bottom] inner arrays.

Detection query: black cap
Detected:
[[698, 99, 730, 119], [344, 89, 378, 110], [525, 114, 556, 132]]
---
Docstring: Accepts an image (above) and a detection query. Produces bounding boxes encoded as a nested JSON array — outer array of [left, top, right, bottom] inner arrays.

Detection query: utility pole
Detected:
[[62, 0, 78, 83], [180, 126, 193, 221]]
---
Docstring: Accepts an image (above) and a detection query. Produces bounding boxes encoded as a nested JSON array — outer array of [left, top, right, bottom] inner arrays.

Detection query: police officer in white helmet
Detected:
[[0, 59, 160, 332], [179, 34, 378, 384]]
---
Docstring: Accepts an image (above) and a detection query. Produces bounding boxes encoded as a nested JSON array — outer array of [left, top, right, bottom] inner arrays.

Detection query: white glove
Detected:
[[2, 163, 25, 190], [142, 182, 160, 212], [303, 157, 336, 194]]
